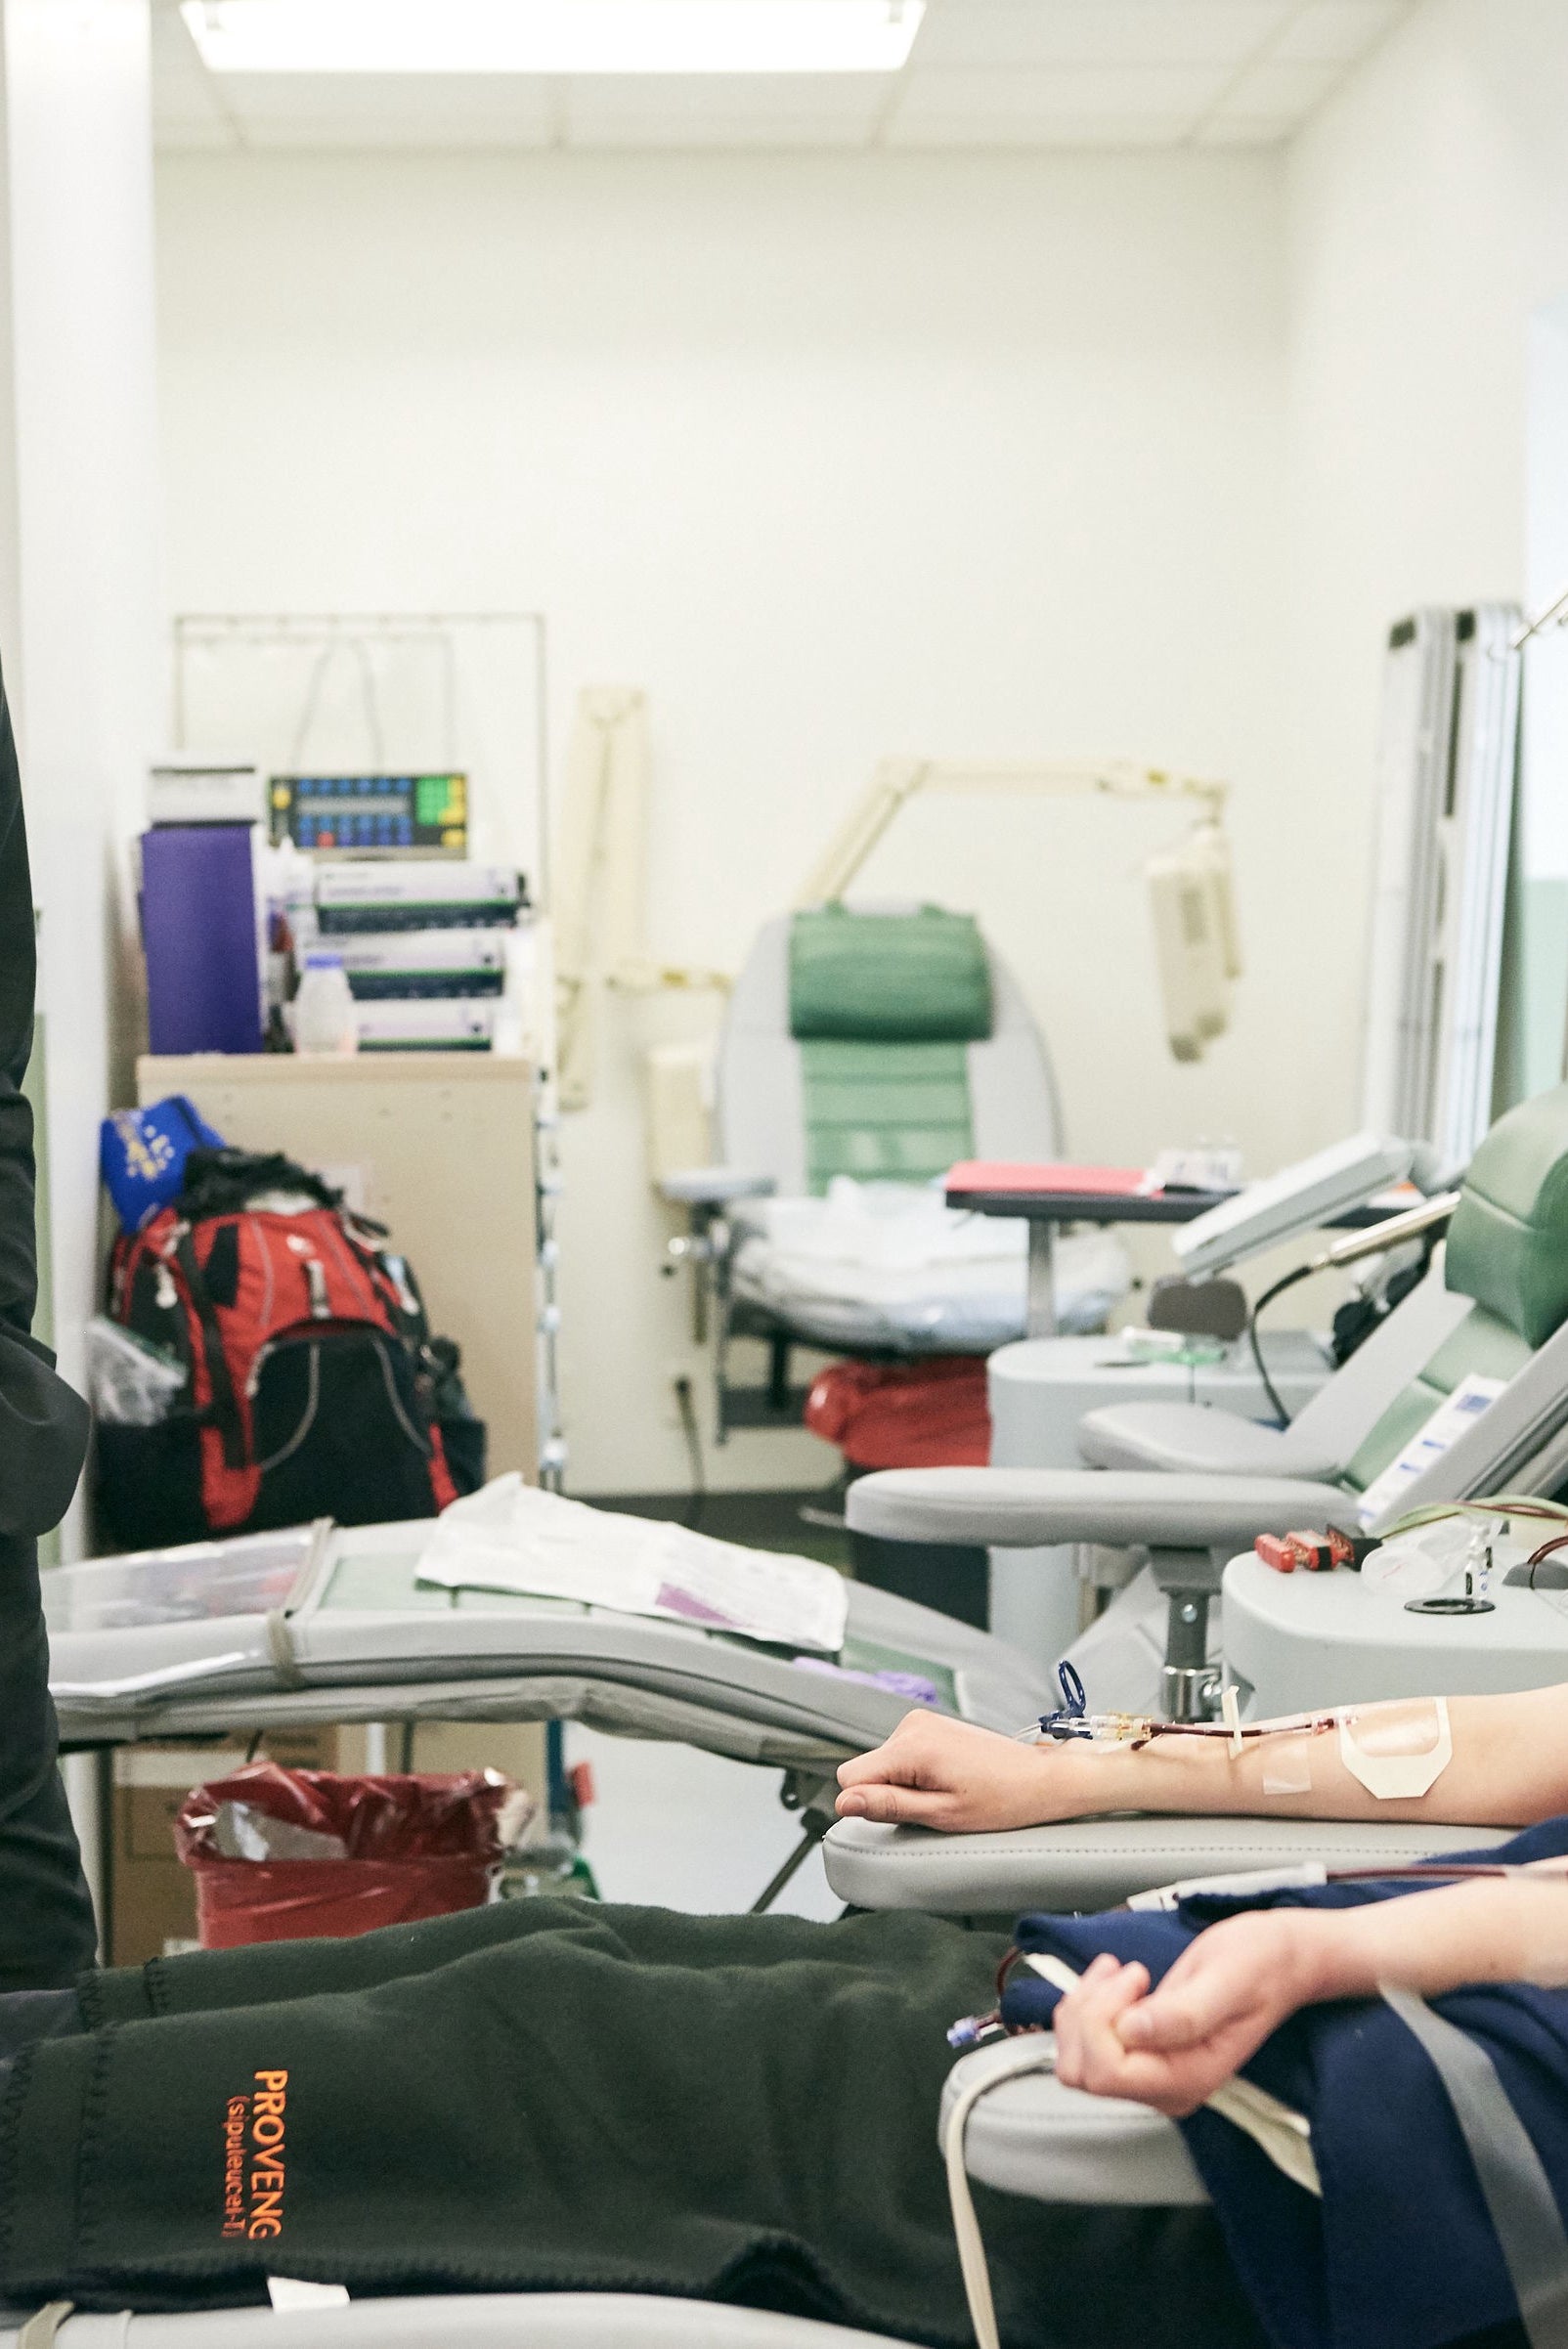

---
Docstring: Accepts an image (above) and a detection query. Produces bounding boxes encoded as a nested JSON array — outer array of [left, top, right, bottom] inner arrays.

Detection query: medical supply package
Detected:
[[417, 1473, 849, 1653]]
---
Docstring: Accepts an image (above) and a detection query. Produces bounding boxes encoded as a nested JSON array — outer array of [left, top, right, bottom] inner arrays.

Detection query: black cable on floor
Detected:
[[1248, 1259, 1314, 1429], [674, 1373, 706, 1531]]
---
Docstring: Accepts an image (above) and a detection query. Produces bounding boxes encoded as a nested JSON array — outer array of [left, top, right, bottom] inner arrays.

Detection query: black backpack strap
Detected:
[[170, 1227, 247, 1471], [176, 1147, 346, 1222]]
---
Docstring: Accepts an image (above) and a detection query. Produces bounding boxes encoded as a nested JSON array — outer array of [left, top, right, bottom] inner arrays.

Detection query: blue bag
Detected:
[[99, 1096, 226, 1234]]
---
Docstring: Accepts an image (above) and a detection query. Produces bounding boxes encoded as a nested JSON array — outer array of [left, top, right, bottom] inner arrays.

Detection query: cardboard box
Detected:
[[109, 1725, 366, 1966], [108, 1721, 548, 1964]]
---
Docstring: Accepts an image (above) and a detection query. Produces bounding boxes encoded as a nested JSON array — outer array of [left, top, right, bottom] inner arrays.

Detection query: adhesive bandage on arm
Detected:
[[1261, 1733, 1316, 1797], [1336, 1696, 1453, 1801]]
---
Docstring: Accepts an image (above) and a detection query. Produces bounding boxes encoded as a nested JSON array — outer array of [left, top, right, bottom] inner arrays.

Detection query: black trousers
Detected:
[[0, 1532, 96, 1990]]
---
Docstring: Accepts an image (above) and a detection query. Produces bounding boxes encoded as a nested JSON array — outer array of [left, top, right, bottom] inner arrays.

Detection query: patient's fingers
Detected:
[[1053, 1961, 1239, 2114], [837, 1711, 973, 1788], [1053, 1960, 1150, 2093], [1118, 1971, 1246, 2053], [833, 1780, 959, 1825]]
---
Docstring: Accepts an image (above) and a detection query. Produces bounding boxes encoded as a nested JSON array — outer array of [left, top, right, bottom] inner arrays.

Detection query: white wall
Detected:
[[0, 0, 162, 1533], [154, 147, 1291, 1491], [1284, 0, 1568, 1104]]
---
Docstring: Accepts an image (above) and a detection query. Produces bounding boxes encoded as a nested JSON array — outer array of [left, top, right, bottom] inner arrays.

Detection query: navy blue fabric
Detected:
[[1001, 1819, 1568, 2349]]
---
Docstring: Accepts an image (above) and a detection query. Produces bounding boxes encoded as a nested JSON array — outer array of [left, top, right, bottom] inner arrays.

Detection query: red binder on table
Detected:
[[944, 1161, 1152, 1198]]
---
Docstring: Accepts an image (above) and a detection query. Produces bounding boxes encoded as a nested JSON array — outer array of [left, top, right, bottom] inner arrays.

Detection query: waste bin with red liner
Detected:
[[175, 1761, 533, 1948]]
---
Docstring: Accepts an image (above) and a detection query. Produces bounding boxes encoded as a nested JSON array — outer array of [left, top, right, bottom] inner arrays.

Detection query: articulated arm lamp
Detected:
[[793, 758, 1242, 1064], [553, 720, 1243, 1109]]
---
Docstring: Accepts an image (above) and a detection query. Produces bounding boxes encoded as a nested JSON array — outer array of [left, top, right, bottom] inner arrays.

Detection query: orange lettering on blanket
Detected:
[[218, 2069, 290, 2241]]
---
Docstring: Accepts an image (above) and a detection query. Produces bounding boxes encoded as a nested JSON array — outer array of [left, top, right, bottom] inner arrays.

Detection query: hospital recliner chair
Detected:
[[661, 903, 1127, 1441], [846, 1082, 1568, 1719], [51, 1085, 1568, 1922]]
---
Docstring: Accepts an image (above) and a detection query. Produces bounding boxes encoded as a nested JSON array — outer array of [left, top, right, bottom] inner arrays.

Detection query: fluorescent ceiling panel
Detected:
[[180, 0, 924, 74]]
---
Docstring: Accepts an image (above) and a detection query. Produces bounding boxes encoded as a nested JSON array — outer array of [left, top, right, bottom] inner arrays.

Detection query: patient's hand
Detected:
[[1052, 1912, 1330, 2117], [835, 1712, 1069, 1832]]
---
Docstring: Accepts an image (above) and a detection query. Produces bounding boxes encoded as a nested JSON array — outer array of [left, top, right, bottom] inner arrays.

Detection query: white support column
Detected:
[[0, 0, 162, 1560]]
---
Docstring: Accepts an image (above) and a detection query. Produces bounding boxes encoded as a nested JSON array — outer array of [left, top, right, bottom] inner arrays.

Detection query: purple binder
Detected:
[[141, 824, 265, 1056]]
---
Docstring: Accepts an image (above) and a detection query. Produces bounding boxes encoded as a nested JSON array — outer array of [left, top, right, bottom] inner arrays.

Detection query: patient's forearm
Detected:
[[1296, 1875, 1568, 2004], [836, 1685, 1568, 1833], [1047, 1683, 1568, 1828]]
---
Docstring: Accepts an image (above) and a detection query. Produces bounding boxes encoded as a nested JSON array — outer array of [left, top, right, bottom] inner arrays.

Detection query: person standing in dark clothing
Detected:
[[0, 654, 98, 1986]]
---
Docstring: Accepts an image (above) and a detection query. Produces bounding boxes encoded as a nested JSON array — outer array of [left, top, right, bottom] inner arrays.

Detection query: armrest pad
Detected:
[[943, 2047, 1206, 2206], [1077, 1402, 1341, 1481], [844, 1466, 1351, 1551], [660, 1168, 777, 1207], [824, 1813, 1513, 1915]]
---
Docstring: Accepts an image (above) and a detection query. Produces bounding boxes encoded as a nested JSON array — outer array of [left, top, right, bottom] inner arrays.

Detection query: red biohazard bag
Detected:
[[175, 1762, 530, 1947], [95, 1147, 484, 1550], [805, 1356, 990, 1470]]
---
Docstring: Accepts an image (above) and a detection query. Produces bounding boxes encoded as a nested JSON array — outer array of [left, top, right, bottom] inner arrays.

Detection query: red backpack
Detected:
[[96, 1150, 482, 1552]]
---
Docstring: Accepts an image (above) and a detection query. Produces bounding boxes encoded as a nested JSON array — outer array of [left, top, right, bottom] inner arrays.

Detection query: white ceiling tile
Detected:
[[913, 1, 1293, 68], [1270, 0, 1409, 66], [565, 72, 888, 147], [1211, 57, 1340, 116], [891, 61, 1229, 124], [886, 110, 1189, 149], [222, 74, 557, 148], [151, 0, 1416, 155], [1193, 111, 1294, 145], [151, 5, 240, 145]]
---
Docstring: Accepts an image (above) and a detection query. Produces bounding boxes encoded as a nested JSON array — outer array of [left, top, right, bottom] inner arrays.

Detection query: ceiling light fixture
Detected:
[[179, 0, 925, 75]]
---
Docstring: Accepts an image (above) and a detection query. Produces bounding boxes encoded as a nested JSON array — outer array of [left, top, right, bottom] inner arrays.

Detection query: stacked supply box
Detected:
[[315, 861, 524, 1052]]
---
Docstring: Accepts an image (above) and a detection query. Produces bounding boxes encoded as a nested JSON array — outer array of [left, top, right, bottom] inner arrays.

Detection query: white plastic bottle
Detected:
[[293, 949, 359, 1057]]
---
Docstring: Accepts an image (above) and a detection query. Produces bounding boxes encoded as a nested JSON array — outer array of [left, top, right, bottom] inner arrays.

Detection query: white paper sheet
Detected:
[[416, 1475, 849, 1654]]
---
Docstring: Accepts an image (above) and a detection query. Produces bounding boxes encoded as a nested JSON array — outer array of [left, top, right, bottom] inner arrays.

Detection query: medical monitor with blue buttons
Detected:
[[270, 772, 468, 857]]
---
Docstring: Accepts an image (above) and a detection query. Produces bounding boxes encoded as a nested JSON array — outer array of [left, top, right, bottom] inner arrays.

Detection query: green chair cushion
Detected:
[[800, 1038, 974, 1194], [789, 905, 993, 1044], [1444, 1082, 1568, 1346]]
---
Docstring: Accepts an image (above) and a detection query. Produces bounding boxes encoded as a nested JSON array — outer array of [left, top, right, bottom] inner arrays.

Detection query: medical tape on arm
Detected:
[[1337, 1697, 1453, 1801]]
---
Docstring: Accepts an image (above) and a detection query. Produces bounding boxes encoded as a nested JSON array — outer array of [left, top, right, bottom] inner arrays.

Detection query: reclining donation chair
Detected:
[[662, 903, 1127, 1439], [846, 1081, 1568, 1717]]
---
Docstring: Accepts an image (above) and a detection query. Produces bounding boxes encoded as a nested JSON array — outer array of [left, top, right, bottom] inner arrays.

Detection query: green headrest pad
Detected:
[[1445, 1083, 1568, 1345], [789, 905, 993, 1044]]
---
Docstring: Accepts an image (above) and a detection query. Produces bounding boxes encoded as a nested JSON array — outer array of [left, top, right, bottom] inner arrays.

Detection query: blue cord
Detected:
[[1037, 1660, 1092, 1741]]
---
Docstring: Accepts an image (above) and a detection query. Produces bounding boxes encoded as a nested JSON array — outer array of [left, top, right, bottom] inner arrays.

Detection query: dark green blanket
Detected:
[[0, 1899, 1264, 2348]]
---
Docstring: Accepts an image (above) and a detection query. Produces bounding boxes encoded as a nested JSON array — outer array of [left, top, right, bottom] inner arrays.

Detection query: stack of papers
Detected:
[[416, 1474, 849, 1654]]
